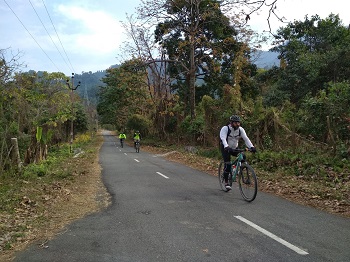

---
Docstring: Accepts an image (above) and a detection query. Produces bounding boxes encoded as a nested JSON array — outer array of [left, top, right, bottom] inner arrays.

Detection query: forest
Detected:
[[96, 3, 349, 201], [1, 1, 349, 197]]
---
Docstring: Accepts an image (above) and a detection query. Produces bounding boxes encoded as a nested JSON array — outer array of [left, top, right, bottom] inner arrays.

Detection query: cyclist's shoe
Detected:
[[225, 184, 232, 190]]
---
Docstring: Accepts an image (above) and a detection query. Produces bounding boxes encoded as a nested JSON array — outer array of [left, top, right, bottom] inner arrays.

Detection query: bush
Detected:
[[180, 115, 205, 137], [126, 114, 151, 135], [23, 163, 48, 178], [74, 133, 91, 145], [198, 147, 221, 160]]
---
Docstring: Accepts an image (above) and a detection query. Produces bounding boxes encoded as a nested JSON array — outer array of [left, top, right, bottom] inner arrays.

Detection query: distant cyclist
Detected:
[[219, 115, 256, 190], [133, 130, 141, 148], [119, 132, 126, 147]]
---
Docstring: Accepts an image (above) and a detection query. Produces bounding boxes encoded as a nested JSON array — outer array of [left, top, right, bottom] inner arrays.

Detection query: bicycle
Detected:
[[218, 148, 258, 202], [120, 139, 124, 148], [135, 139, 140, 153]]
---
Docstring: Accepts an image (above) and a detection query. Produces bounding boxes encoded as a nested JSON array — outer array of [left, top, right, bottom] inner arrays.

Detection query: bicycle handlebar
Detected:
[[227, 147, 256, 153]]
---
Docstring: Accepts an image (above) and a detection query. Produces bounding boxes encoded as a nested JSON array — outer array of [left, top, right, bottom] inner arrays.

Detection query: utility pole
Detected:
[[66, 73, 81, 153]]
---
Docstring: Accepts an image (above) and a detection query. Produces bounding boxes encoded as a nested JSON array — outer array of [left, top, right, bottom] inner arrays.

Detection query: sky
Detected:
[[1, 0, 349, 76]]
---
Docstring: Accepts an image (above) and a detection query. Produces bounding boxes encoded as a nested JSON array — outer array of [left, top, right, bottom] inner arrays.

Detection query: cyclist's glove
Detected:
[[224, 146, 230, 151], [250, 147, 257, 153]]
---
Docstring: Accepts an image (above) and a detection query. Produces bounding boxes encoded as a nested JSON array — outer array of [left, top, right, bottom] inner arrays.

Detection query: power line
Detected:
[[3, 0, 61, 72], [29, 0, 74, 73], [41, 0, 77, 74]]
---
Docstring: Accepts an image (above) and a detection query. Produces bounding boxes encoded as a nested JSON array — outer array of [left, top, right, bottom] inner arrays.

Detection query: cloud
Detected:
[[56, 4, 124, 55]]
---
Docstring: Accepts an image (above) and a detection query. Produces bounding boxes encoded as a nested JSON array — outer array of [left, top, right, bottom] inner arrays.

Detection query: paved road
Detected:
[[14, 131, 350, 261]]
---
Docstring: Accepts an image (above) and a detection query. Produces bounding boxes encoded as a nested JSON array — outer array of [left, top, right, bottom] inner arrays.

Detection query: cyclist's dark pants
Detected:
[[220, 143, 238, 183]]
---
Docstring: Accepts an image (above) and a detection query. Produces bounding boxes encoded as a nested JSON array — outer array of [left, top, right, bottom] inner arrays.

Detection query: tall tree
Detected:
[[138, 0, 278, 120], [153, 0, 238, 119], [98, 59, 150, 130], [270, 14, 350, 103], [121, 15, 174, 137]]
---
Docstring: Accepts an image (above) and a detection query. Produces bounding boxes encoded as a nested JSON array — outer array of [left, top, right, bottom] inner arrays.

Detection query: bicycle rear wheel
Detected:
[[135, 142, 140, 153], [238, 163, 257, 202], [218, 162, 231, 192]]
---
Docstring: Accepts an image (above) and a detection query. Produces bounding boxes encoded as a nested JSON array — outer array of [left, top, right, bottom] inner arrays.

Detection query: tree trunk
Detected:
[[189, 35, 196, 120], [326, 116, 336, 153], [11, 138, 22, 172]]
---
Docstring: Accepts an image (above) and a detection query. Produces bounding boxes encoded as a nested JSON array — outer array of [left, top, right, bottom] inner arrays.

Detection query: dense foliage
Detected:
[[0, 51, 93, 174], [97, 8, 349, 174]]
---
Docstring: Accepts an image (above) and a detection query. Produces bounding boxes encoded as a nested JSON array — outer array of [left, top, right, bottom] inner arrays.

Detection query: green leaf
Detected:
[[36, 126, 43, 142]]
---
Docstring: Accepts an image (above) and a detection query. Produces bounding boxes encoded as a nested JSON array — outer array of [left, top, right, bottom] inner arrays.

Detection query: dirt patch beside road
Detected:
[[0, 135, 110, 262]]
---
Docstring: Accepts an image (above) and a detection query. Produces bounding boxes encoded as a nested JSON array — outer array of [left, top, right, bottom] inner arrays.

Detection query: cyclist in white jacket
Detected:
[[219, 115, 256, 190]]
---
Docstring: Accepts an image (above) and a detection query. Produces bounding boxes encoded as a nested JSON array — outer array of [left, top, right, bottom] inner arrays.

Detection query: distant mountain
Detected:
[[252, 51, 280, 69]]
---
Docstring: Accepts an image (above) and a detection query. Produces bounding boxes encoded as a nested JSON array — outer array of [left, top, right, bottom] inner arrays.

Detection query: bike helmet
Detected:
[[229, 115, 241, 122]]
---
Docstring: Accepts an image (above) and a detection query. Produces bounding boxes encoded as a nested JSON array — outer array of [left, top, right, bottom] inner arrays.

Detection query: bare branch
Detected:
[[0, 48, 25, 84]]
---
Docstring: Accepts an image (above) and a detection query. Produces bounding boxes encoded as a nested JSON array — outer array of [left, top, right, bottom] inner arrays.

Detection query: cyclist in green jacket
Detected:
[[119, 132, 126, 146], [133, 131, 141, 148]]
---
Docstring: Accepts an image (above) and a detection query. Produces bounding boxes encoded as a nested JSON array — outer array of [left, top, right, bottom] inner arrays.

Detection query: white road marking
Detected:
[[234, 216, 309, 255], [134, 159, 140, 162], [156, 172, 169, 179], [124, 153, 127, 155]]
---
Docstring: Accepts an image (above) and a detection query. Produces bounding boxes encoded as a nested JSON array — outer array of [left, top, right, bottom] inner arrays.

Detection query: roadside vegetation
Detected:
[[0, 133, 109, 261]]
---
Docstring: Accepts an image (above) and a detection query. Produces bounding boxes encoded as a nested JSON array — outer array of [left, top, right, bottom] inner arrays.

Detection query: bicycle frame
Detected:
[[135, 139, 140, 153], [229, 151, 245, 180]]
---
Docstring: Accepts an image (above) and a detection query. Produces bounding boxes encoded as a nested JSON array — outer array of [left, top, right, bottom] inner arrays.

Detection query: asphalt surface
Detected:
[[14, 131, 350, 261]]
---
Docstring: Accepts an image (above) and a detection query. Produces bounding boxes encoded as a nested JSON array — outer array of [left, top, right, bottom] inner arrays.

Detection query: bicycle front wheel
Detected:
[[238, 163, 257, 202], [218, 162, 230, 192], [136, 143, 140, 153]]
